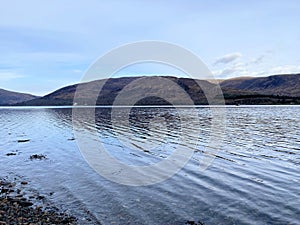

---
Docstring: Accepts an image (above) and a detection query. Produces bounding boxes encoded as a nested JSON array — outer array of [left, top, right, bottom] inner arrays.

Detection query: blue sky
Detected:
[[1, 0, 300, 95]]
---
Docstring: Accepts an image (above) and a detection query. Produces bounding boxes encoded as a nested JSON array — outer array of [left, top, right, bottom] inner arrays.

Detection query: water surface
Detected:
[[0, 106, 299, 224]]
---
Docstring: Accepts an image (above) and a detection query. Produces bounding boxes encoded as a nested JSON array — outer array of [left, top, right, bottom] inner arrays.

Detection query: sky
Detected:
[[1, 0, 300, 95]]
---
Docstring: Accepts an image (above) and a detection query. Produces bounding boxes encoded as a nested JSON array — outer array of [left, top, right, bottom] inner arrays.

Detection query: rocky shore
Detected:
[[0, 178, 77, 225]]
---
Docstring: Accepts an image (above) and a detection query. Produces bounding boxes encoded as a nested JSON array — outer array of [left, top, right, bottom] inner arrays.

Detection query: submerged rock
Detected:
[[186, 220, 205, 225], [17, 139, 30, 143], [29, 154, 47, 160]]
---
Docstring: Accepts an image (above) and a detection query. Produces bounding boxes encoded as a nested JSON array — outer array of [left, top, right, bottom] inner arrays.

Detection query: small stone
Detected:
[[17, 139, 30, 143], [6, 153, 17, 156], [18, 200, 33, 207], [1, 188, 9, 193], [29, 154, 47, 160], [37, 195, 45, 200]]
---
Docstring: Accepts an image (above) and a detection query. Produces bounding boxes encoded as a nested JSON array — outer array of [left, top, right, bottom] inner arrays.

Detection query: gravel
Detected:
[[0, 178, 77, 225]]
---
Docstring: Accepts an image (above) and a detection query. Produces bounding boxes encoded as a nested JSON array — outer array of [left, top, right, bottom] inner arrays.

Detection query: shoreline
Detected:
[[0, 177, 77, 225]]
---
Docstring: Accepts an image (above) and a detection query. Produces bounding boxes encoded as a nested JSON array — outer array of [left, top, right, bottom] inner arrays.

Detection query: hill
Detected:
[[16, 75, 300, 106], [220, 74, 300, 97], [18, 77, 216, 106], [0, 88, 38, 105]]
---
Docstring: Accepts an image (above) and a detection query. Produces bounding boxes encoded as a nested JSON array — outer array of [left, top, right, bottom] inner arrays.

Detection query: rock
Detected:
[[1, 188, 9, 193], [37, 195, 45, 200], [186, 221, 205, 225], [17, 139, 30, 143], [18, 200, 33, 207], [29, 154, 47, 160]]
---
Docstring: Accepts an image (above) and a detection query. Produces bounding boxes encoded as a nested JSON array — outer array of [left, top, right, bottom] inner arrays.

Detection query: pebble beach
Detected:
[[0, 178, 77, 225]]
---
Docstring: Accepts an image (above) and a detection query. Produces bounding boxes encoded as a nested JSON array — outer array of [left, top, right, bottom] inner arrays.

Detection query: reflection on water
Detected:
[[0, 106, 299, 224]]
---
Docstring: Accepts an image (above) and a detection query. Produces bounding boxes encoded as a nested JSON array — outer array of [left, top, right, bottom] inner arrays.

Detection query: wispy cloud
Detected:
[[213, 63, 300, 79], [212, 49, 300, 79], [214, 52, 242, 65], [250, 55, 265, 64], [0, 71, 24, 81], [213, 62, 265, 78], [213, 62, 243, 78], [72, 69, 83, 73], [269, 65, 300, 74]]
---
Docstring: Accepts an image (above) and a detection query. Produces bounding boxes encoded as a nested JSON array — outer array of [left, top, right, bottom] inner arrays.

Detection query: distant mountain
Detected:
[[0, 88, 38, 105], [220, 74, 300, 97], [16, 75, 300, 106], [18, 76, 217, 106]]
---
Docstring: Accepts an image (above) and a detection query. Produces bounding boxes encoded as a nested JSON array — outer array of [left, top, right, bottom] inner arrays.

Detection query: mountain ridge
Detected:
[[11, 74, 300, 106], [220, 73, 300, 97]]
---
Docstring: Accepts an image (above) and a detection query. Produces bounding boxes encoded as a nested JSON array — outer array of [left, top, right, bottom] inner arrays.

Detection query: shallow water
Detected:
[[0, 106, 299, 224]]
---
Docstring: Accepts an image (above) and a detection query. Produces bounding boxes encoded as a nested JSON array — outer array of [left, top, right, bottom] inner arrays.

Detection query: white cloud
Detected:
[[212, 62, 265, 78], [269, 65, 300, 74], [0, 72, 24, 81], [213, 63, 300, 79], [214, 52, 242, 65], [213, 62, 245, 77]]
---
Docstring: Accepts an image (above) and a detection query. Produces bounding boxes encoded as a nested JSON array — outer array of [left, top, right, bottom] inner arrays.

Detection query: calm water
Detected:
[[0, 106, 299, 225]]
